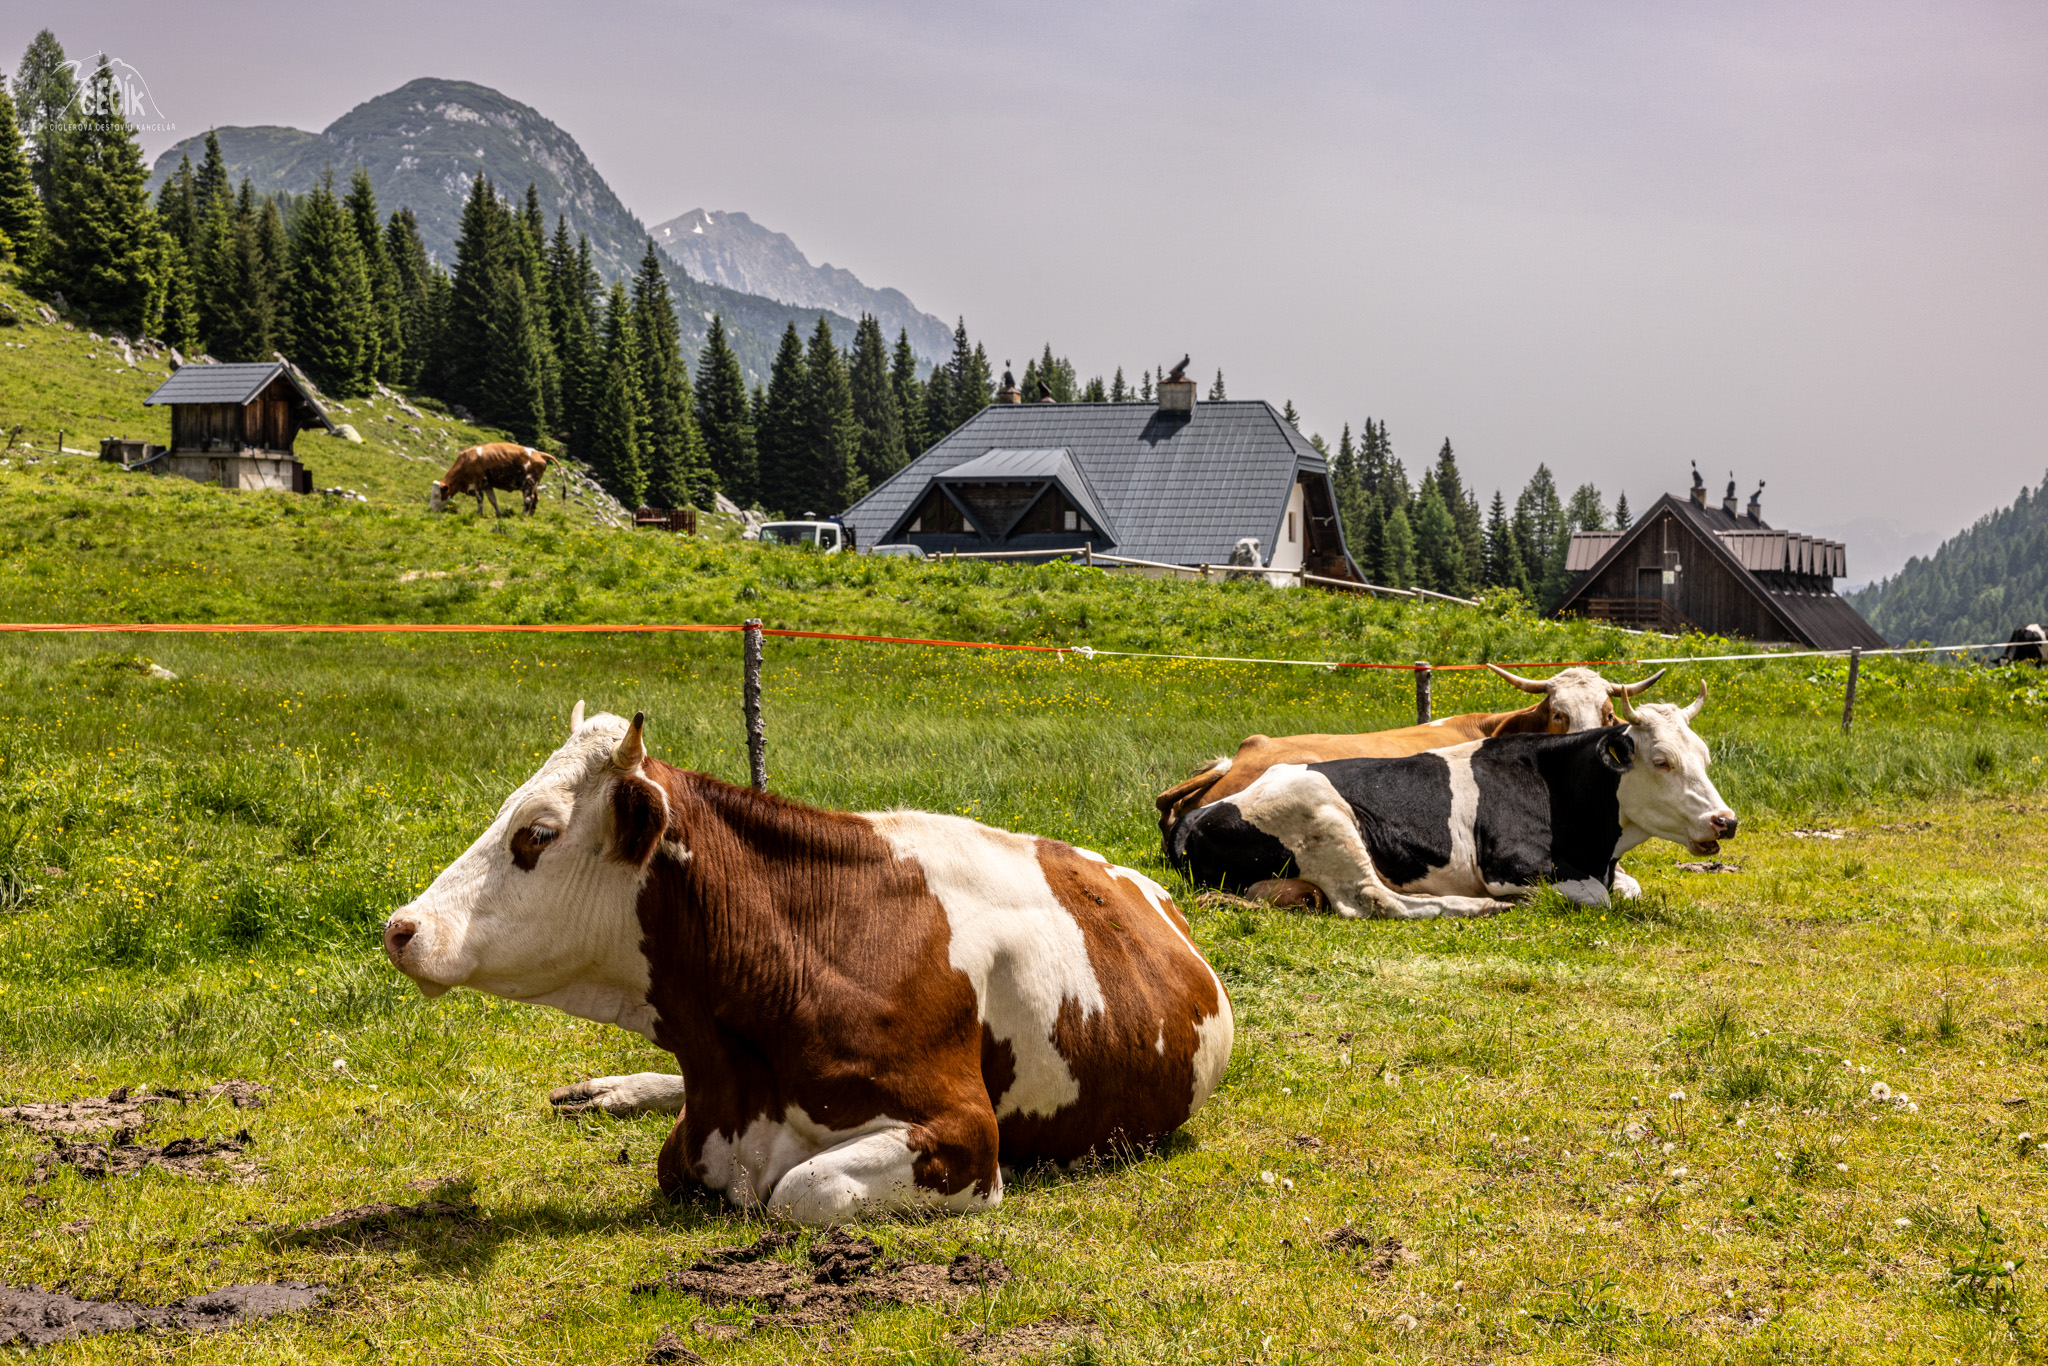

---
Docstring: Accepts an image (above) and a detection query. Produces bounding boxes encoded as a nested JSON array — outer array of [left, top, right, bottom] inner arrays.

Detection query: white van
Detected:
[[757, 520, 854, 553]]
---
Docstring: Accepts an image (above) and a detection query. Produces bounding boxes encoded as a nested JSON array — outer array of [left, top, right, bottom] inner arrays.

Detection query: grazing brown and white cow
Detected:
[[430, 442, 553, 515], [381, 705, 1233, 1223]]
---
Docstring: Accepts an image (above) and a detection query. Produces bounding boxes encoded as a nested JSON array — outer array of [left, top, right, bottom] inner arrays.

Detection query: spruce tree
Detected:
[[203, 182, 276, 361], [151, 232, 198, 348], [385, 208, 439, 387], [1382, 504, 1416, 589], [441, 173, 505, 412], [1082, 375, 1107, 402], [1110, 366, 1127, 403], [801, 316, 864, 512], [848, 314, 906, 489], [193, 131, 231, 223], [695, 314, 757, 505], [920, 362, 952, 451], [889, 328, 925, 458], [1208, 369, 1226, 400], [1433, 440, 1485, 596], [1281, 400, 1300, 428], [632, 238, 711, 506], [154, 155, 198, 255], [1566, 482, 1607, 532], [1513, 464, 1571, 610], [12, 30, 73, 204], [487, 269, 549, 446], [31, 57, 158, 332], [953, 340, 994, 429], [755, 322, 809, 516], [1613, 492, 1632, 531], [592, 283, 647, 505], [0, 75, 38, 260], [281, 169, 373, 394], [344, 167, 404, 383], [1140, 369, 1153, 402], [1412, 474, 1463, 593], [1483, 490, 1530, 595]]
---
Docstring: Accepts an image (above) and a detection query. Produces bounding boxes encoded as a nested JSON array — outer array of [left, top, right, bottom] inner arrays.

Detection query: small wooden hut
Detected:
[[141, 361, 331, 493]]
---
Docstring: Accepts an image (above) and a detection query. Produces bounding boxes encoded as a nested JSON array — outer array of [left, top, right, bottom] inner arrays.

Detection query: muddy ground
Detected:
[[0, 1281, 324, 1348], [632, 1229, 1011, 1330]]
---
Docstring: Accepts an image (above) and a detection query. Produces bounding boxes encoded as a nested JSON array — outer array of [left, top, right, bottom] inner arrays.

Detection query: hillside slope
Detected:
[[148, 79, 856, 380], [653, 209, 953, 361], [1844, 472, 2048, 644]]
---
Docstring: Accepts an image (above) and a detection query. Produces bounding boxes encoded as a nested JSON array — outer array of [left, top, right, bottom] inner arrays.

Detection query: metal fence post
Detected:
[[1415, 662, 1432, 725], [743, 618, 767, 791], [1840, 647, 1861, 735]]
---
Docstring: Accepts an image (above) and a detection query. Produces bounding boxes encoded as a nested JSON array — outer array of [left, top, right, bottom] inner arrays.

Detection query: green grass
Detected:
[[7, 262, 2048, 1362]]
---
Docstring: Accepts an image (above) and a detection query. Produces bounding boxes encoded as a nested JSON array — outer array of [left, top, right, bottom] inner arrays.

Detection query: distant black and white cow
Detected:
[[1998, 625, 2046, 666], [1166, 689, 1737, 917]]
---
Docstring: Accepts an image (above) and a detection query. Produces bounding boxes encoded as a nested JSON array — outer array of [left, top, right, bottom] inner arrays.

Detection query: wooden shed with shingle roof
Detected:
[[141, 361, 331, 493]]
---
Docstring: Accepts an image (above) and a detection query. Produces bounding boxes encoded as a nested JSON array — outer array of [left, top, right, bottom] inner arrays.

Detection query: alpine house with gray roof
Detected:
[[141, 361, 332, 493], [841, 376, 1365, 584]]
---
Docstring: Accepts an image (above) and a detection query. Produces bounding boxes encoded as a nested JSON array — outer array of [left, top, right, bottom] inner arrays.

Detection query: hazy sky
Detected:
[[13, 2, 2046, 555]]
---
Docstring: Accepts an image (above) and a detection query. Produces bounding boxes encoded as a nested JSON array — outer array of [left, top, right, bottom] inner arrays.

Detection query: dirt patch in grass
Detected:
[[1321, 1225, 1418, 1277], [0, 1081, 270, 1136], [32, 1131, 256, 1183], [283, 1196, 482, 1247], [949, 1315, 1095, 1361], [644, 1329, 703, 1362], [0, 1281, 324, 1348], [631, 1229, 1011, 1329]]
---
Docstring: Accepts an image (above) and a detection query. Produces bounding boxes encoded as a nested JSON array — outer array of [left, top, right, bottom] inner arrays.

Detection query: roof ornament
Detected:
[[1165, 355, 1190, 384], [1690, 461, 1704, 495]]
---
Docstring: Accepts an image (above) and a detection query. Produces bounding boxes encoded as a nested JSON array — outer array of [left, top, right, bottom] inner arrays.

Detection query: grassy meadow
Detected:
[[6, 281, 2048, 1362]]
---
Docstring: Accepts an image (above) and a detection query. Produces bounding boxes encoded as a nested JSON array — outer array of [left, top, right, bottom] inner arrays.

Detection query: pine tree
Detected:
[[591, 283, 647, 505], [801, 316, 864, 512], [440, 173, 505, 413], [954, 340, 994, 429], [1613, 492, 1632, 531], [203, 182, 277, 361], [1140, 369, 1153, 402], [1513, 464, 1571, 610], [1566, 482, 1607, 532], [1412, 474, 1464, 593], [31, 57, 159, 332], [151, 231, 198, 348], [385, 208, 439, 387], [12, 30, 74, 205], [0, 75, 38, 259], [1208, 369, 1226, 401], [1110, 366, 1128, 403], [1483, 490, 1530, 595], [755, 322, 809, 516], [1432, 440, 1485, 596], [280, 168, 373, 395], [849, 314, 906, 489], [695, 314, 757, 505], [340, 168, 404, 383], [1281, 400, 1300, 429], [889, 328, 925, 458], [1382, 504, 1416, 589], [154, 155, 197, 255], [920, 362, 952, 451], [193, 131, 230, 223], [631, 239, 710, 506]]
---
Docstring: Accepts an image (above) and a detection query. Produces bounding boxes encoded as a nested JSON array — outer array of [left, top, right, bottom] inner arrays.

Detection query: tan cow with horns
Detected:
[[382, 705, 1233, 1223], [430, 442, 552, 515]]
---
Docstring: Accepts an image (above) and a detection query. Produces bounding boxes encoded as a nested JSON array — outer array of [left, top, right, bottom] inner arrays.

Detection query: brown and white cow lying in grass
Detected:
[[382, 705, 1234, 1223], [429, 442, 552, 515], [1155, 665, 1667, 901]]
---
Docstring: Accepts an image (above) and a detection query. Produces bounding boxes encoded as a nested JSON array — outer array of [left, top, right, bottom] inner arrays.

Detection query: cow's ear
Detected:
[[1601, 730, 1635, 772], [608, 773, 669, 867]]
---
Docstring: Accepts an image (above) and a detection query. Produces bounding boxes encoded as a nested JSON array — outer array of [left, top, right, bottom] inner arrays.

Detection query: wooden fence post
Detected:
[[1084, 541, 1092, 568], [743, 618, 767, 791], [1840, 647, 1861, 735], [1415, 662, 1432, 725]]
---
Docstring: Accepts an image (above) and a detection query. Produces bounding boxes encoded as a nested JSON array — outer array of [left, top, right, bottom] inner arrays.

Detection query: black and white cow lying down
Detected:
[[1166, 690, 1737, 917]]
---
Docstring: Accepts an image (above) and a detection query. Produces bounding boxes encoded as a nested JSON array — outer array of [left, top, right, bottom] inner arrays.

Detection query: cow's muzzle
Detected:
[[382, 917, 450, 997], [1689, 811, 1739, 856]]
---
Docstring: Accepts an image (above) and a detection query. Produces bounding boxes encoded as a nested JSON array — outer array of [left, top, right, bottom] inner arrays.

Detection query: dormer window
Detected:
[[905, 486, 971, 535]]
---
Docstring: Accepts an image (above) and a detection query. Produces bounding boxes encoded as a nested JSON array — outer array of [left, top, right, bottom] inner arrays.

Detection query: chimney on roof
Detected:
[[1723, 475, 1739, 516], [995, 363, 1021, 405], [1747, 480, 1764, 523], [1689, 461, 1706, 507], [1157, 353, 1196, 415]]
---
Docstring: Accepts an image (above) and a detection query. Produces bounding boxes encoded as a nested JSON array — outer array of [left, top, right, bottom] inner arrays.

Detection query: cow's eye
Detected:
[[1651, 757, 1672, 771], [510, 823, 559, 870]]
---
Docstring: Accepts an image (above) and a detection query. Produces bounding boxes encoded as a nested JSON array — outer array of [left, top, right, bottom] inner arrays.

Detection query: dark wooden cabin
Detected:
[[141, 361, 331, 493], [1556, 473, 1884, 650]]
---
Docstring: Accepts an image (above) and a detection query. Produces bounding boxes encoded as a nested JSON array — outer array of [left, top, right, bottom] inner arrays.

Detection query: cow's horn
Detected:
[[1608, 667, 1667, 697], [569, 699, 585, 734], [1680, 682, 1707, 723], [1612, 690, 1640, 724], [1485, 662, 1550, 694], [612, 711, 646, 769]]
